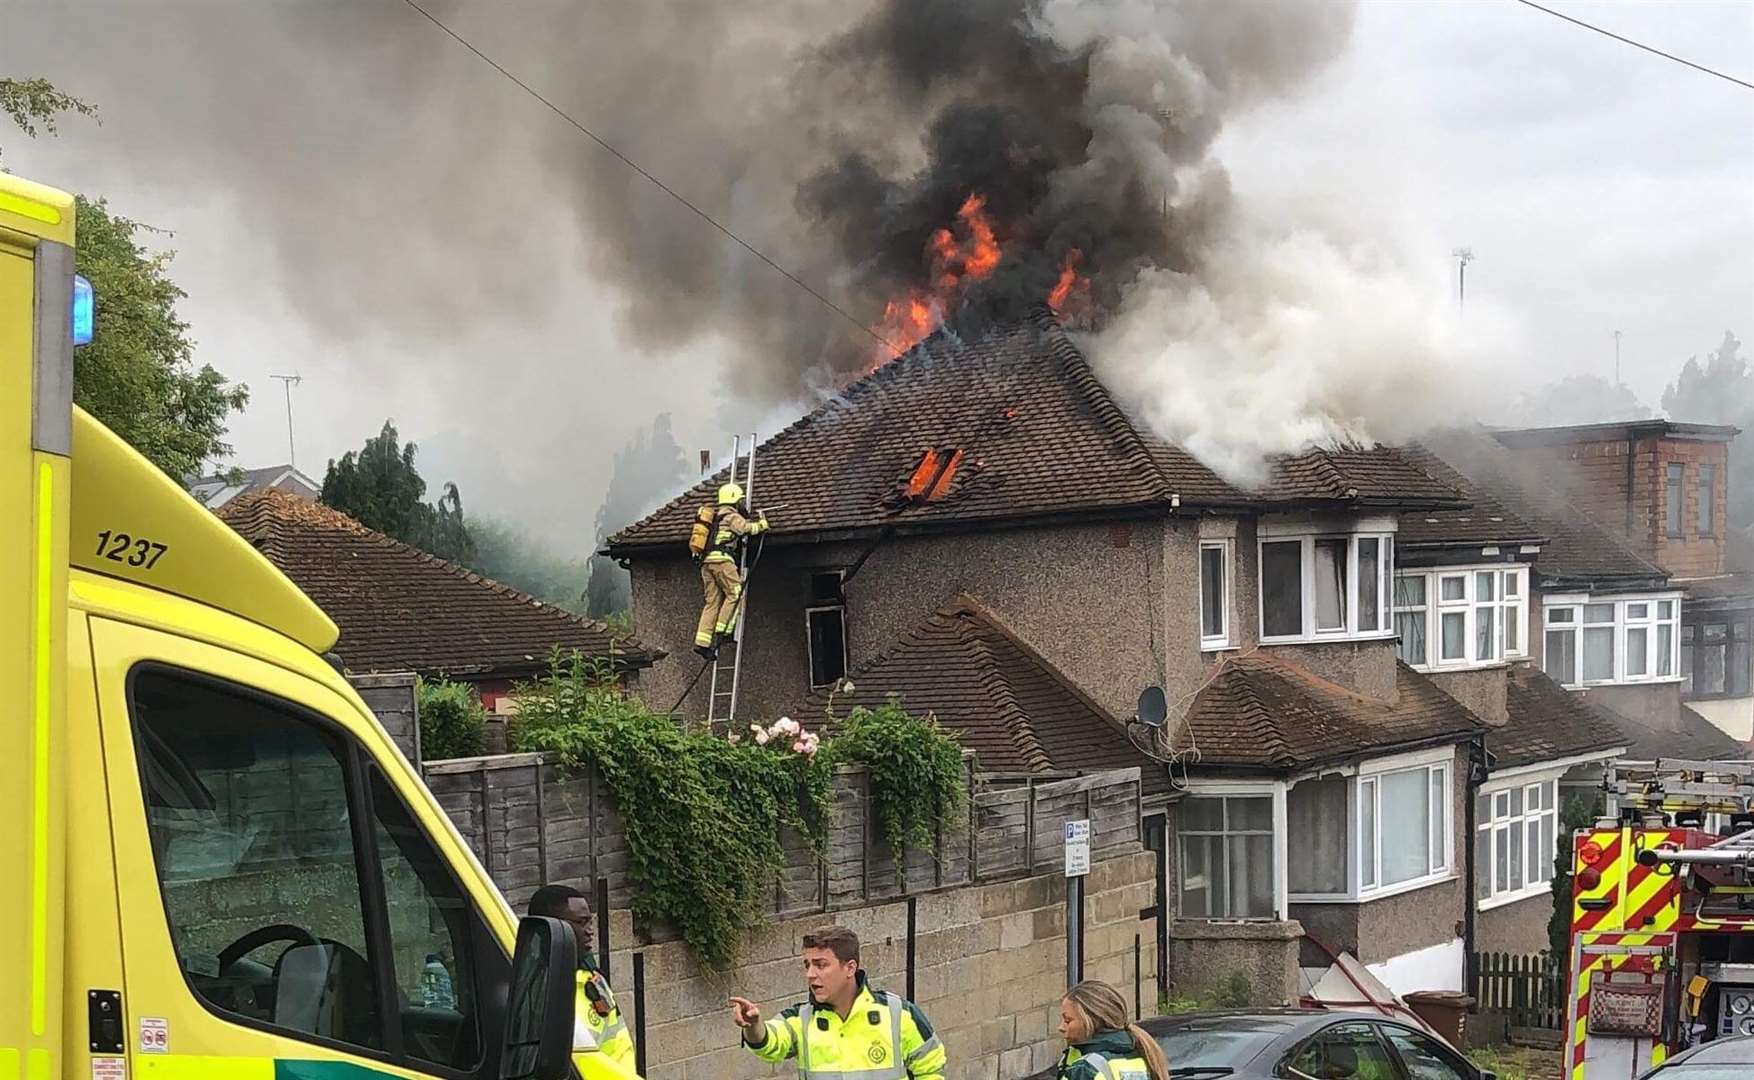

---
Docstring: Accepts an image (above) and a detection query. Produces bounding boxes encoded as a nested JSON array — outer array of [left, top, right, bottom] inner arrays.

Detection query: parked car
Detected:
[[1021, 1009, 1495, 1080], [1636, 1035, 1754, 1079]]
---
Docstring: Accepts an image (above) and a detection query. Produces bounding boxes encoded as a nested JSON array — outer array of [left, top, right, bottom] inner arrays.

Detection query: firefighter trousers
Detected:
[[696, 558, 745, 647]]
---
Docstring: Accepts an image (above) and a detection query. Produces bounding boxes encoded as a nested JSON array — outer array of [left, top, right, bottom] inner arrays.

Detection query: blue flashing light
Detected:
[[72, 274, 94, 346]]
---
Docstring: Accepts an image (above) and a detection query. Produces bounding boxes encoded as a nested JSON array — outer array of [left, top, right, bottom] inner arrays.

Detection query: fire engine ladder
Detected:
[[1607, 759, 1754, 818], [706, 432, 757, 729]]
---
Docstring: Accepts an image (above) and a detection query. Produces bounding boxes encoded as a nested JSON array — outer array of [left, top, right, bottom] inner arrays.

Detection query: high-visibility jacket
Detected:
[[746, 972, 946, 1079], [571, 959, 637, 1074], [1057, 1030, 1153, 1080], [704, 506, 767, 562]]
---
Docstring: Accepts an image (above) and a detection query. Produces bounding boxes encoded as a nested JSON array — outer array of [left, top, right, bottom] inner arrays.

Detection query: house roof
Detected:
[[1178, 655, 1485, 773], [805, 593, 1168, 794], [608, 311, 1465, 555], [1677, 571, 1754, 607], [218, 489, 659, 677], [1491, 667, 1629, 772], [1594, 700, 1753, 762], [1492, 420, 1740, 447], [1402, 428, 1666, 586], [191, 464, 321, 510]]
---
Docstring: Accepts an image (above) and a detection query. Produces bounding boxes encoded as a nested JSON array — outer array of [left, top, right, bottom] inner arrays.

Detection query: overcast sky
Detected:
[[3, 1, 1750, 550]]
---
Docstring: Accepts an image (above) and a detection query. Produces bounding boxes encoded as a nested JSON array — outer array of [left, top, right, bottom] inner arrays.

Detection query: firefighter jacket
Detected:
[[745, 971, 946, 1080], [704, 506, 768, 563], [1056, 1030, 1153, 1080], [571, 954, 636, 1071]]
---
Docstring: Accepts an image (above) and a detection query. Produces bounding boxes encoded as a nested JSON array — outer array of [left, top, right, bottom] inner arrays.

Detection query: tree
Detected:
[[465, 517, 593, 614], [585, 414, 691, 617], [1663, 331, 1752, 528], [322, 421, 476, 563], [72, 196, 249, 481], [1503, 374, 1652, 429], [0, 76, 96, 164]]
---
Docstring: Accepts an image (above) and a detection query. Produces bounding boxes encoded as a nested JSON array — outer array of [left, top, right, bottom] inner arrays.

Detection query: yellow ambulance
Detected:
[[2, 172, 634, 1080]]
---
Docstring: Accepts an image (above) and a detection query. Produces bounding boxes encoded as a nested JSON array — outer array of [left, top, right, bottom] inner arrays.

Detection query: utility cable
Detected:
[[1513, 0, 1754, 92], [397, 0, 909, 355]]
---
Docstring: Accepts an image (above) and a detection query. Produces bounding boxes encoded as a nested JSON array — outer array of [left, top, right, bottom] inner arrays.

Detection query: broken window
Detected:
[[806, 571, 847, 689], [1260, 541, 1303, 638]]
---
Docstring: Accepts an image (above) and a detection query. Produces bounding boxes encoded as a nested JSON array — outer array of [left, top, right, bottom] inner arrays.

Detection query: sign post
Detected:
[[1065, 819, 1090, 987]]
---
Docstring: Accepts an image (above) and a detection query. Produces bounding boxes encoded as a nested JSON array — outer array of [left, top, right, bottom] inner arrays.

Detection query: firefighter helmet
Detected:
[[718, 482, 744, 506]]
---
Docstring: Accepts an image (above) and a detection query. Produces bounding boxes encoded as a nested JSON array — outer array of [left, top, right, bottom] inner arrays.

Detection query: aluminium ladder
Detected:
[[706, 432, 757, 728]]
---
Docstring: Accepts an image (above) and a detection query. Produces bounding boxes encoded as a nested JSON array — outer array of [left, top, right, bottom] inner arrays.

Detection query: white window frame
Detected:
[[1392, 566, 1528, 671], [1177, 781, 1289, 921], [1476, 775, 1561, 910], [1543, 593, 1683, 689], [1286, 746, 1458, 905], [804, 570, 849, 690], [1258, 532, 1396, 645], [1199, 539, 1232, 651]]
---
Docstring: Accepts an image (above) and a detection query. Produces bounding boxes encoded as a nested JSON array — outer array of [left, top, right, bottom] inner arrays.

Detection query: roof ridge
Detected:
[[1209, 662, 1297, 767], [1031, 308, 1176, 503], [957, 614, 1054, 772], [946, 591, 1131, 737]]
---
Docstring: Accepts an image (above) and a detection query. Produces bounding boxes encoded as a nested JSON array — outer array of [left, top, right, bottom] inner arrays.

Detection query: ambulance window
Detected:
[[368, 766, 483, 1070], [130, 668, 386, 1052]]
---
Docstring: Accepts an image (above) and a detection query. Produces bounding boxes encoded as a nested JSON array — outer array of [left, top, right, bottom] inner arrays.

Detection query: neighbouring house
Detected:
[[608, 310, 1507, 1003], [221, 489, 660, 710], [1491, 421, 1754, 744], [189, 463, 320, 509]]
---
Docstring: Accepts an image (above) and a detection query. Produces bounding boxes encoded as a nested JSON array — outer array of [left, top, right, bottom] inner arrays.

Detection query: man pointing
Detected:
[[730, 925, 946, 1080]]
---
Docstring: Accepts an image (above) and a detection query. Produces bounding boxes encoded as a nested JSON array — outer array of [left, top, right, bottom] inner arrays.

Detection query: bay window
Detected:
[[1477, 778, 1559, 907], [1179, 795, 1276, 919], [1392, 566, 1526, 670], [1544, 595, 1682, 687], [1366, 760, 1452, 891], [1259, 533, 1394, 643], [1286, 749, 1456, 903]]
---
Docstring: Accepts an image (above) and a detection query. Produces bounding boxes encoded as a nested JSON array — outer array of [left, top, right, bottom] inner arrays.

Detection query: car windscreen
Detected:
[[1156, 1019, 1296, 1068]]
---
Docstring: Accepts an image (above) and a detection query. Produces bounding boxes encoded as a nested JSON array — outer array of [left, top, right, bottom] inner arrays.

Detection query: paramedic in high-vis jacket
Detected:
[[527, 884, 636, 1071], [729, 925, 946, 1080]]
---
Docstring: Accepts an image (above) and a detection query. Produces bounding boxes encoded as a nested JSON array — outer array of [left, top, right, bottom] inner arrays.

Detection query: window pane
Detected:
[[1292, 1024, 1403, 1080], [1493, 825, 1509, 896], [1384, 1027, 1473, 1080], [1527, 819, 1545, 887], [1227, 796, 1274, 833], [1508, 787, 1522, 817], [1730, 640, 1750, 696], [1475, 572, 1495, 602], [131, 669, 385, 1049], [1289, 777, 1349, 894], [1627, 627, 1649, 677], [1394, 574, 1426, 607], [1361, 780, 1377, 888], [1508, 819, 1524, 891], [1396, 610, 1428, 667], [1476, 605, 1496, 662], [1542, 812, 1557, 884], [1228, 834, 1275, 918], [1528, 783, 1545, 812], [1699, 464, 1716, 536], [1200, 545, 1226, 640], [1505, 605, 1521, 653], [1585, 603, 1615, 624], [1262, 541, 1303, 637], [1382, 769, 1432, 886], [1584, 627, 1615, 681], [1179, 834, 1216, 917], [1440, 576, 1466, 602], [808, 607, 848, 687], [1182, 797, 1223, 832], [1658, 624, 1674, 677], [1547, 607, 1575, 624], [1358, 538, 1380, 632], [1706, 623, 1728, 643], [1476, 828, 1492, 901], [1504, 572, 1520, 598], [1314, 538, 1348, 631], [1441, 612, 1466, 661], [1660, 601, 1674, 619], [1430, 769, 1447, 872], [1683, 642, 1694, 694], [1667, 463, 1684, 536], [1476, 792, 1492, 823], [1704, 644, 1727, 694], [1547, 629, 1577, 683], [370, 769, 482, 1069], [1627, 603, 1649, 620]]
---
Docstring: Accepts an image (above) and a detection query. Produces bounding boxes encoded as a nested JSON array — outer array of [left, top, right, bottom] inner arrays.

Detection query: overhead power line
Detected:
[[1513, 0, 1754, 91], [396, 0, 905, 355]]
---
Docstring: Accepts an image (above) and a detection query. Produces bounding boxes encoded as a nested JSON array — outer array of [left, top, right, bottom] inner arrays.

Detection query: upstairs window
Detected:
[[1666, 463, 1685, 537], [1199, 540, 1231, 650], [1683, 616, 1751, 699], [1699, 463, 1717, 537], [1545, 596, 1681, 688], [1393, 566, 1526, 670], [806, 571, 847, 688], [1259, 533, 1393, 643]]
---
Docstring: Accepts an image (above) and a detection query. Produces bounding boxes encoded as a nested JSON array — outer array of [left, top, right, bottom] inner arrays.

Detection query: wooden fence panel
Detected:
[[1472, 951, 1564, 1031]]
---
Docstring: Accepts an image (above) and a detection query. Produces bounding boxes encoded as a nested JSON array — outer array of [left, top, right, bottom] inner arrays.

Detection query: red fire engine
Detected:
[[1566, 759, 1754, 1078]]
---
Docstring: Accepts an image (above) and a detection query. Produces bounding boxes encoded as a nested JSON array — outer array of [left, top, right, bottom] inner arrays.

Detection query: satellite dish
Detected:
[[1136, 685, 1168, 730]]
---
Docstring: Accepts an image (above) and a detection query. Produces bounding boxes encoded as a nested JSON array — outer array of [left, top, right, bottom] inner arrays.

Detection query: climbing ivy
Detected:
[[825, 694, 967, 881], [510, 652, 832, 969]]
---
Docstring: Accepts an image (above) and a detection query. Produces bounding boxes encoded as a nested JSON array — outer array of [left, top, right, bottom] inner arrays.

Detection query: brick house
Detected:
[[608, 312, 1567, 1003], [1492, 421, 1754, 743], [221, 489, 660, 710]]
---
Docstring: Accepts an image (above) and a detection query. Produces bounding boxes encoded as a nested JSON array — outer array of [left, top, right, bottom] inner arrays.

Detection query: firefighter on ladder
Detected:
[[693, 481, 768, 661]]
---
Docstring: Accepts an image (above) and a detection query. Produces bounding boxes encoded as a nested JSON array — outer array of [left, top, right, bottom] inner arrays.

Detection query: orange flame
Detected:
[[1047, 248, 1091, 320], [871, 192, 1005, 361]]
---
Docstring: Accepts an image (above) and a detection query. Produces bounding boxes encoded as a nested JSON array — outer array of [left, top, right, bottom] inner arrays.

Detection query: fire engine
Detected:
[[1566, 758, 1754, 1078]]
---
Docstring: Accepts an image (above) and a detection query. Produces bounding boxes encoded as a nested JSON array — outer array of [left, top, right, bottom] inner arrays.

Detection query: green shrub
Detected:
[[415, 676, 487, 760], [824, 695, 967, 880]]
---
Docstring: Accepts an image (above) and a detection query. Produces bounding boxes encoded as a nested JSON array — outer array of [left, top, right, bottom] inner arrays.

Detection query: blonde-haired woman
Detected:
[[1054, 980, 1170, 1080]]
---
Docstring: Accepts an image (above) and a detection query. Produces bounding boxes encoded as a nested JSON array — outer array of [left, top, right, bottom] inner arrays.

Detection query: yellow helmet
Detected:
[[717, 482, 744, 506]]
